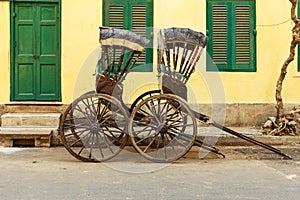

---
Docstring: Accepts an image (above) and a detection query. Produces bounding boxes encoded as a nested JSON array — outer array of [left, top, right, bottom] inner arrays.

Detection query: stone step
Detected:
[[3, 102, 66, 113], [1, 113, 61, 127], [0, 127, 55, 147]]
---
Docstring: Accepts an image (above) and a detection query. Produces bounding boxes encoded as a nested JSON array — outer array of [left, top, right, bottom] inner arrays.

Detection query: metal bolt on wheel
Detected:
[[129, 94, 197, 163]]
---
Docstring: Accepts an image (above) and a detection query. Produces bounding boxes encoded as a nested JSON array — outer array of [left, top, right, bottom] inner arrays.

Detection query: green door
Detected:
[[12, 2, 61, 101]]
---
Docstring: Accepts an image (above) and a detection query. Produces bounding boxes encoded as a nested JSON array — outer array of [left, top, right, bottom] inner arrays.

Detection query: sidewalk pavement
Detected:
[[2, 126, 300, 161], [187, 126, 300, 160], [197, 126, 300, 147]]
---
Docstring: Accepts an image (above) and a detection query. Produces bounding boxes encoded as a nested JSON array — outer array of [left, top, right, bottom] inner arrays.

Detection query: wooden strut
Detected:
[[193, 111, 292, 160], [210, 122, 292, 159], [193, 138, 226, 158]]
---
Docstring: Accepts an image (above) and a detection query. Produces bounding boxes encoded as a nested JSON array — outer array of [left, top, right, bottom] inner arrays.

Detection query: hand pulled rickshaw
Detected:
[[59, 27, 292, 163]]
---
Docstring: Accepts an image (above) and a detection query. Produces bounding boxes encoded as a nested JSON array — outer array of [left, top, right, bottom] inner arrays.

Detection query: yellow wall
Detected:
[[254, 0, 300, 104], [62, 0, 101, 102], [122, 0, 300, 105], [221, 0, 299, 103], [64, 0, 207, 103], [1, 0, 300, 105], [125, 0, 207, 104], [0, 2, 10, 103]]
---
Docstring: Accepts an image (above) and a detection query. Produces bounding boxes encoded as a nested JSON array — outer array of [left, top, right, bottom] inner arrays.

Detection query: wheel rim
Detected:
[[129, 90, 161, 113], [59, 93, 129, 162], [129, 94, 197, 163]]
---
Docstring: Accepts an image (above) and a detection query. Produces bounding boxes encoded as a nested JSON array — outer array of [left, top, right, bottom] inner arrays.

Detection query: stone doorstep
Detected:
[[2, 113, 61, 117], [3, 102, 66, 113], [1, 113, 61, 127], [0, 136, 51, 148], [0, 127, 56, 147]]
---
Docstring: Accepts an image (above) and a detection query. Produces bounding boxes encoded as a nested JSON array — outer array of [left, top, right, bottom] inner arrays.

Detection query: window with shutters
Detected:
[[207, 0, 256, 72], [103, 0, 153, 72]]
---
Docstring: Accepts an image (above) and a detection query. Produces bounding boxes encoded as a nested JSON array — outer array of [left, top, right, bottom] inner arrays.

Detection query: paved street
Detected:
[[0, 146, 300, 200]]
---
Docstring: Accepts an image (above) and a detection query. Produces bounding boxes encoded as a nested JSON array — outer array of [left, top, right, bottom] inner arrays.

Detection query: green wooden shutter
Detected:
[[103, 1, 128, 73], [207, 0, 256, 72], [207, 1, 230, 70], [131, 5, 147, 65], [130, 1, 153, 71], [232, 1, 255, 71], [108, 5, 124, 29], [104, 1, 127, 29], [103, 0, 153, 72]]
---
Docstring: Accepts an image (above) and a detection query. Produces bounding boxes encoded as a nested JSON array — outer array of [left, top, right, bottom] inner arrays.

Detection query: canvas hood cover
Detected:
[[99, 27, 150, 52], [159, 27, 208, 47]]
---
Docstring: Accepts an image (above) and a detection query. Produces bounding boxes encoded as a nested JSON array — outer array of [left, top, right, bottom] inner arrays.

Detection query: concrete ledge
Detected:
[[0, 127, 55, 147], [191, 102, 300, 126], [1, 113, 61, 127], [0, 127, 56, 135], [3, 102, 67, 113], [0, 136, 51, 147], [196, 134, 300, 146]]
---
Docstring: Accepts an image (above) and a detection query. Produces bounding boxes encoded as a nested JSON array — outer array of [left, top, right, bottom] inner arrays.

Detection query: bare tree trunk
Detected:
[[275, 0, 300, 119]]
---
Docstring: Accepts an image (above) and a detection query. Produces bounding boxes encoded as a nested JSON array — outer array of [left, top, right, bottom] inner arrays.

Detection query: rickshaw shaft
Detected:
[[210, 122, 292, 160]]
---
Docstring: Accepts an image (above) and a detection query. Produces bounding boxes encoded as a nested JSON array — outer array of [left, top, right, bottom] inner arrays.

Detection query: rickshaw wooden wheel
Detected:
[[128, 93, 197, 163], [130, 90, 190, 133], [129, 90, 161, 114], [59, 92, 129, 162]]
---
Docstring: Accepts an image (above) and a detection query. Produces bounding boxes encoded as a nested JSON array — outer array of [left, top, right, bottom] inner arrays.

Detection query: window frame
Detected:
[[102, 0, 153, 72], [206, 0, 257, 72]]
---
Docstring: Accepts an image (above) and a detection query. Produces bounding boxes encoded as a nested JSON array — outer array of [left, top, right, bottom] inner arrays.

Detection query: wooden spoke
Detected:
[[59, 92, 129, 162], [129, 94, 197, 163]]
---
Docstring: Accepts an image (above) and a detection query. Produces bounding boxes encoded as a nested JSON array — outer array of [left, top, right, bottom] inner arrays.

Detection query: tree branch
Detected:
[[276, 0, 300, 119]]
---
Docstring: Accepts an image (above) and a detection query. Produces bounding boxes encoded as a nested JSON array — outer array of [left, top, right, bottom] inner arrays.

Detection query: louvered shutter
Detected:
[[104, 1, 127, 29], [131, 5, 147, 66], [207, 1, 230, 70], [207, 0, 256, 72], [130, 2, 153, 71], [233, 1, 255, 71], [131, 6, 147, 37], [108, 5, 125, 29]]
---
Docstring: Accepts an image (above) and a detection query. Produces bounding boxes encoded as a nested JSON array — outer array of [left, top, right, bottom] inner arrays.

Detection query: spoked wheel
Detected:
[[129, 93, 197, 163], [59, 92, 129, 162], [130, 90, 161, 122], [130, 90, 161, 113]]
